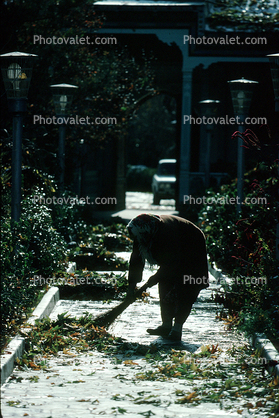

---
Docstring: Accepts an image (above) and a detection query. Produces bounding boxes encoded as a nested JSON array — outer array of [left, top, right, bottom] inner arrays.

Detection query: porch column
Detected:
[[115, 135, 126, 210], [179, 67, 193, 205]]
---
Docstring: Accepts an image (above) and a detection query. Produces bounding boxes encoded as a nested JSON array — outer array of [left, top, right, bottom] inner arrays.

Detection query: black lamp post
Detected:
[[266, 53, 279, 260], [50, 83, 78, 194], [0, 51, 37, 223], [267, 53, 279, 112], [267, 53, 279, 172], [198, 99, 220, 188], [227, 77, 258, 214]]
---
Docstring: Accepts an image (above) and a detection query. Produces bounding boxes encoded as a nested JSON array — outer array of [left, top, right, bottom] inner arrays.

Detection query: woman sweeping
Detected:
[[127, 213, 209, 341]]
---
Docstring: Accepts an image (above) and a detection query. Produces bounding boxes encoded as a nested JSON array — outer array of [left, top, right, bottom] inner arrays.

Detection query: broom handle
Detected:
[[94, 280, 151, 326], [112, 280, 151, 314], [131, 280, 150, 300]]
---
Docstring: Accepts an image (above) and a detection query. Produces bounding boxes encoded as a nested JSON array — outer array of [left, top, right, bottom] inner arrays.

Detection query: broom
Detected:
[[93, 280, 151, 327]]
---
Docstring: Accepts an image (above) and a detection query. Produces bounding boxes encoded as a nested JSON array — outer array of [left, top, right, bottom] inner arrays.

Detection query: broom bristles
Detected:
[[94, 281, 150, 327]]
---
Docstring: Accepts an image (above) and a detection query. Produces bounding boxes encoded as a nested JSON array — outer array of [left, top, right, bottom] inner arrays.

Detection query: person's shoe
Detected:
[[146, 325, 171, 336], [165, 330, 182, 341]]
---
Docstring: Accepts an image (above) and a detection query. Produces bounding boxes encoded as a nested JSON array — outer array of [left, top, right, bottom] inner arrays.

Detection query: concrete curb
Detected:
[[27, 287, 60, 326], [250, 333, 279, 379], [1, 287, 60, 386], [208, 260, 279, 378]]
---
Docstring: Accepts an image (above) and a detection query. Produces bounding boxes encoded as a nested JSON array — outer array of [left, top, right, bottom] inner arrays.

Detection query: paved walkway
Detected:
[[92, 191, 178, 222], [3, 260, 272, 418], [2, 193, 278, 417]]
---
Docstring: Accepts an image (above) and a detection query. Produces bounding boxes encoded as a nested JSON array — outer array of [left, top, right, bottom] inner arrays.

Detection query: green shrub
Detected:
[[126, 165, 156, 192], [199, 163, 278, 277], [198, 162, 279, 338], [1, 194, 67, 349], [238, 305, 278, 338]]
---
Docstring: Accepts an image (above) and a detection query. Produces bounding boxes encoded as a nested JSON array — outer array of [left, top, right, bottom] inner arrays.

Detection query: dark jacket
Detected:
[[128, 215, 209, 290]]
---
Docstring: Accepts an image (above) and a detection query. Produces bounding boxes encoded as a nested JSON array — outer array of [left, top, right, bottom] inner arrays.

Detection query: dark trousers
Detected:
[[158, 280, 200, 324]]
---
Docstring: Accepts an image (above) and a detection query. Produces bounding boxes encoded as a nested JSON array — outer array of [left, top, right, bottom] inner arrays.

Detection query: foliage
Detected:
[[71, 249, 128, 271], [77, 222, 132, 250], [20, 195, 68, 274], [1, 0, 155, 186], [200, 162, 278, 277], [135, 344, 279, 413], [1, 216, 39, 339], [0, 193, 134, 349], [56, 271, 129, 301], [29, 187, 93, 244], [0, 192, 68, 347], [238, 306, 278, 338], [1, 136, 134, 347], [127, 94, 177, 167], [0, 0, 153, 342], [126, 165, 156, 192], [13, 314, 279, 416], [207, 0, 279, 31], [67, 220, 131, 269], [18, 313, 112, 364], [199, 153, 279, 338]]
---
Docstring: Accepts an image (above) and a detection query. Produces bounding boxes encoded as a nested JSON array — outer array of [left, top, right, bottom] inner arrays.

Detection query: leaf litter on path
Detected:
[[3, 311, 279, 417]]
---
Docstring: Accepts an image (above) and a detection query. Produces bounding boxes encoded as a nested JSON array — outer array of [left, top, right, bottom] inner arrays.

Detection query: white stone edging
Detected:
[[250, 333, 279, 379], [1, 287, 60, 386]]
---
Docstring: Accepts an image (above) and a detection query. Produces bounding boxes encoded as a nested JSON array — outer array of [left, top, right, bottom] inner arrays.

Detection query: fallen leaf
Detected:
[[178, 392, 198, 403], [243, 402, 254, 409], [123, 360, 138, 366]]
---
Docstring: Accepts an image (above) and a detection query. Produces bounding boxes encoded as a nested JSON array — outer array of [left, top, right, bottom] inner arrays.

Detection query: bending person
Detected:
[[127, 213, 209, 341]]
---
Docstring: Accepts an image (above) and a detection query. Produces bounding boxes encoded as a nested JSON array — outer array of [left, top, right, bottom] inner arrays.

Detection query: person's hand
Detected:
[[147, 274, 159, 288], [126, 283, 136, 298]]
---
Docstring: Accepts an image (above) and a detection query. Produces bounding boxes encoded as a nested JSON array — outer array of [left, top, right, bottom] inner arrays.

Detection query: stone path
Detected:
[[111, 191, 178, 222], [2, 251, 277, 417], [2, 193, 278, 417], [3, 262, 273, 418], [125, 192, 176, 211]]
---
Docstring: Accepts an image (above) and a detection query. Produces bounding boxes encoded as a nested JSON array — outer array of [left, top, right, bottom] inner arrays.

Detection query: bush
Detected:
[[198, 162, 279, 339], [1, 193, 67, 349], [199, 163, 278, 277], [126, 165, 156, 192], [20, 195, 67, 274]]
